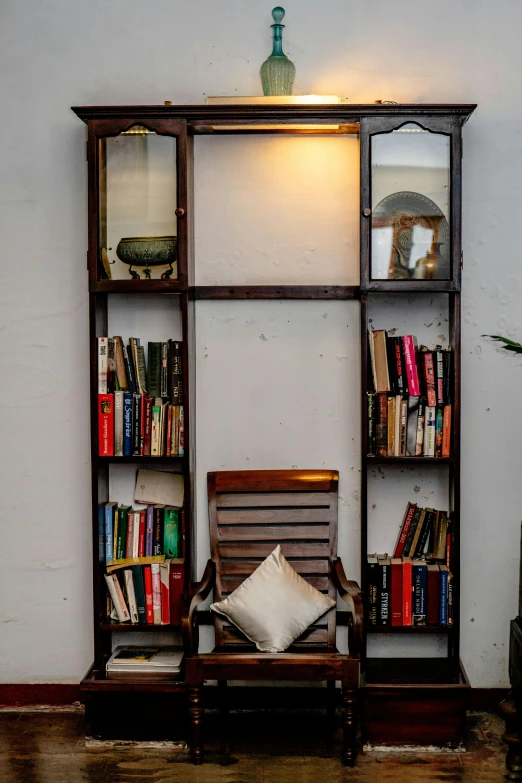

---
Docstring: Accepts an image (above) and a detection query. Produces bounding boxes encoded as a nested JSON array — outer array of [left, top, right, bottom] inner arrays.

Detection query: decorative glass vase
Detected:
[[260, 7, 296, 96]]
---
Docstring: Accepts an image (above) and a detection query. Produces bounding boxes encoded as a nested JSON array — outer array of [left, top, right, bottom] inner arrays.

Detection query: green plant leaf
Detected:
[[483, 334, 522, 348]]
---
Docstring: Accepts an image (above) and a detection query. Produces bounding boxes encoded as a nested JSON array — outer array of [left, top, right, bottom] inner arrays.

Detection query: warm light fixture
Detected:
[[206, 95, 346, 132]]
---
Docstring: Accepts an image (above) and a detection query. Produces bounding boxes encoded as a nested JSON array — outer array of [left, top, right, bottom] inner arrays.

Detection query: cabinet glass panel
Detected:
[[371, 123, 450, 281], [99, 127, 178, 281]]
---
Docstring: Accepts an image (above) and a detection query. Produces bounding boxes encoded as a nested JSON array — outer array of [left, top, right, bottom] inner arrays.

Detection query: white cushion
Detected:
[[210, 545, 335, 653]]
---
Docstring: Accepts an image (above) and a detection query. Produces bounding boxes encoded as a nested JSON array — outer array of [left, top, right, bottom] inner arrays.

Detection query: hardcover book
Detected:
[[369, 330, 390, 393], [412, 560, 427, 625], [98, 337, 108, 394], [169, 560, 185, 625], [367, 393, 376, 456], [376, 393, 388, 457], [98, 394, 114, 456], [390, 558, 403, 626]]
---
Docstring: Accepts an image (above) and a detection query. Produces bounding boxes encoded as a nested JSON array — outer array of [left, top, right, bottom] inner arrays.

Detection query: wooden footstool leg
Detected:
[[189, 686, 204, 765], [341, 686, 357, 766]]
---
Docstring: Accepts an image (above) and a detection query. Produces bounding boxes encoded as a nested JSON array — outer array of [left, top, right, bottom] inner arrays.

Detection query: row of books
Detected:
[[367, 555, 453, 627], [393, 503, 450, 561], [106, 646, 184, 681], [368, 393, 452, 457], [369, 329, 453, 403], [99, 502, 184, 565], [97, 337, 183, 457], [105, 560, 185, 626]]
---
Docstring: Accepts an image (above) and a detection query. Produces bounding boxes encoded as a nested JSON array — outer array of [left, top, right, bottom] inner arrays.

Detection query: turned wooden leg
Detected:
[[341, 686, 357, 766], [218, 680, 230, 754], [189, 686, 204, 765], [500, 691, 522, 779]]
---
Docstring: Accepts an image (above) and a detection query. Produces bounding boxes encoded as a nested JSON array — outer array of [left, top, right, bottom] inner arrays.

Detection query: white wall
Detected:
[[0, 0, 521, 686]]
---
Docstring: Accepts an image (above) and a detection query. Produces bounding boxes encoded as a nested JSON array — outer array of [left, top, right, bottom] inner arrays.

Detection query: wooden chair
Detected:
[[182, 469, 363, 765]]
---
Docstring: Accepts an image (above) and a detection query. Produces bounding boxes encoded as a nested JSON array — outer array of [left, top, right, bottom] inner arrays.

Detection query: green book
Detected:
[[116, 505, 130, 561], [147, 342, 161, 398], [163, 506, 180, 558]]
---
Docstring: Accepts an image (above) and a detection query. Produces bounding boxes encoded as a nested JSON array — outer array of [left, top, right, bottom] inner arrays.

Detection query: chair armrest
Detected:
[[181, 559, 216, 654], [332, 558, 363, 658]]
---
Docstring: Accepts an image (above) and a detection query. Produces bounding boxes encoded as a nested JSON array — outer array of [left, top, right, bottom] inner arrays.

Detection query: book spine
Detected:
[[123, 392, 133, 457], [143, 566, 154, 624], [367, 562, 378, 626], [153, 507, 164, 556], [439, 568, 448, 625], [402, 508, 421, 558], [132, 393, 142, 456], [136, 344, 148, 395], [166, 405, 173, 457], [105, 505, 114, 565], [143, 395, 153, 456], [393, 503, 416, 558], [124, 512, 134, 559], [131, 565, 147, 625], [378, 562, 390, 626], [112, 508, 119, 562], [114, 391, 124, 456], [376, 393, 388, 457], [151, 563, 162, 625], [169, 562, 185, 625], [124, 569, 139, 624], [435, 350, 445, 406], [138, 510, 146, 558], [367, 393, 376, 457], [160, 562, 170, 625], [131, 511, 140, 558], [164, 508, 179, 559], [151, 405, 161, 456], [427, 567, 441, 625], [114, 336, 128, 391], [168, 340, 184, 404], [399, 398, 407, 456], [414, 511, 431, 559], [435, 407, 443, 457], [386, 337, 398, 394], [412, 564, 427, 625], [402, 336, 420, 395], [442, 405, 452, 457], [447, 571, 454, 625], [423, 352, 437, 407], [104, 574, 130, 623], [147, 342, 161, 399], [145, 506, 154, 557], [394, 337, 406, 395], [98, 394, 114, 456], [178, 406, 184, 457], [107, 338, 117, 392], [160, 342, 169, 398], [98, 504, 105, 563], [387, 396, 395, 456], [116, 508, 127, 561], [423, 406, 436, 456], [415, 398, 425, 456], [402, 560, 413, 627], [443, 350, 453, 404], [98, 337, 108, 394], [391, 561, 403, 626], [122, 344, 136, 394]]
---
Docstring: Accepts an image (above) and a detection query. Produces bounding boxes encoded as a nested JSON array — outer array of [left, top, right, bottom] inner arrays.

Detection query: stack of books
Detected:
[[106, 646, 184, 681], [367, 502, 452, 628], [368, 330, 453, 457], [97, 337, 184, 457], [104, 559, 185, 626]]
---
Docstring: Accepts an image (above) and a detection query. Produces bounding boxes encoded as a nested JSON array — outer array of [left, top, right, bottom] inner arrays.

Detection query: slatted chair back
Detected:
[[208, 470, 339, 650]]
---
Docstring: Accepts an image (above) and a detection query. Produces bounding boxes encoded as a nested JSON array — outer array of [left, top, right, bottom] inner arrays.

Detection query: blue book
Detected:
[[98, 504, 106, 563], [105, 502, 116, 564], [412, 560, 427, 625], [123, 392, 133, 456], [439, 565, 449, 625]]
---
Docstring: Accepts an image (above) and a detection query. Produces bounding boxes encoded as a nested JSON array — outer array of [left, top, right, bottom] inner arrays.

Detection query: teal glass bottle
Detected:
[[260, 7, 296, 96]]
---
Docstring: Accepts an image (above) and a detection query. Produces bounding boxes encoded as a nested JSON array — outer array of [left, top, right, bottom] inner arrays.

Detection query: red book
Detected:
[[393, 503, 416, 558], [143, 566, 154, 624], [160, 562, 170, 625], [390, 558, 403, 626], [169, 561, 185, 625], [442, 405, 452, 457], [98, 394, 114, 456], [138, 510, 146, 557], [427, 564, 441, 625], [422, 352, 437, 407], [402, 558, 413, 626], [402, 336, 420, 396], [143, 395, 152, 456]]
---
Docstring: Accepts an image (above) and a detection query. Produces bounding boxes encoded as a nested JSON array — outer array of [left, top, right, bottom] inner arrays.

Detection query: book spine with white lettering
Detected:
[[114, 391, 124, 457], [98, 337, 108, 393]]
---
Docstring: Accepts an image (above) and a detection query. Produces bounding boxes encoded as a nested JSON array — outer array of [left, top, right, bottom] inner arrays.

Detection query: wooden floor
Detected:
[[0, 707, 508, 782]]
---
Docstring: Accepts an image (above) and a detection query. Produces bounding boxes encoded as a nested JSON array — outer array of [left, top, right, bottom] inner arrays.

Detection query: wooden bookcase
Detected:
[[73, 102, 476, 744]]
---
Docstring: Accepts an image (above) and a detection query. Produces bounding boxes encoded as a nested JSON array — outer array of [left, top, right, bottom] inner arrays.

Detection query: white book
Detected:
[[106, 646, 184, 679], [151, 563, 162, 625], [132, 511, 141, 558], [423, 406, 436, 456], [114, 391, 124, 456], [151, 406, 160, 456], [98, 337, 108, 394], [124, 569, 139, 624], [135, 469, 184, 508], [104, 574, 130, 623]]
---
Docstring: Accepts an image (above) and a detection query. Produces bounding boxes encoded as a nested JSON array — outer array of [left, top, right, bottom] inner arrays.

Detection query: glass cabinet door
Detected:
[[90, 119, 187, 286], [360, 116, 461, 289]]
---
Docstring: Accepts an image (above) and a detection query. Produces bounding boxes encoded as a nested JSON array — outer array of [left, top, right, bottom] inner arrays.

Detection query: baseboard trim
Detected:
[[0, 683, 510, 711], [0, 684, 81, 708]]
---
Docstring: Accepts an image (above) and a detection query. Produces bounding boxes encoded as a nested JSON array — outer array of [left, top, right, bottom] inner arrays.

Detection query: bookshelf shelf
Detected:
[[74, 100, 475, 744], [365, 625, 455, 634], [99, 621, 181, 632]]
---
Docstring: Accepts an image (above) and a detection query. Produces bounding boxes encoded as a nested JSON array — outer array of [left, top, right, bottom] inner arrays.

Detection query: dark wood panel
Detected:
[[221, 625, 328, 645], [217, 559, 330, 575], [217, 508, 331, 524], [217, 525, 330, 541], [194, 285, 359, 300], [218, 543, 330, 559], [217, 491, 332, 508], [221, 576, 329, 593], [213, 470, 338, 493], [90, 279, 185, 294]]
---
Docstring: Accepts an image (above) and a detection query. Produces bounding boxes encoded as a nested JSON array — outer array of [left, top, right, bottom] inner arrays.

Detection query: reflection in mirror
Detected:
[[99, 126, 178, 281], [371, 123, 450, 281]]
